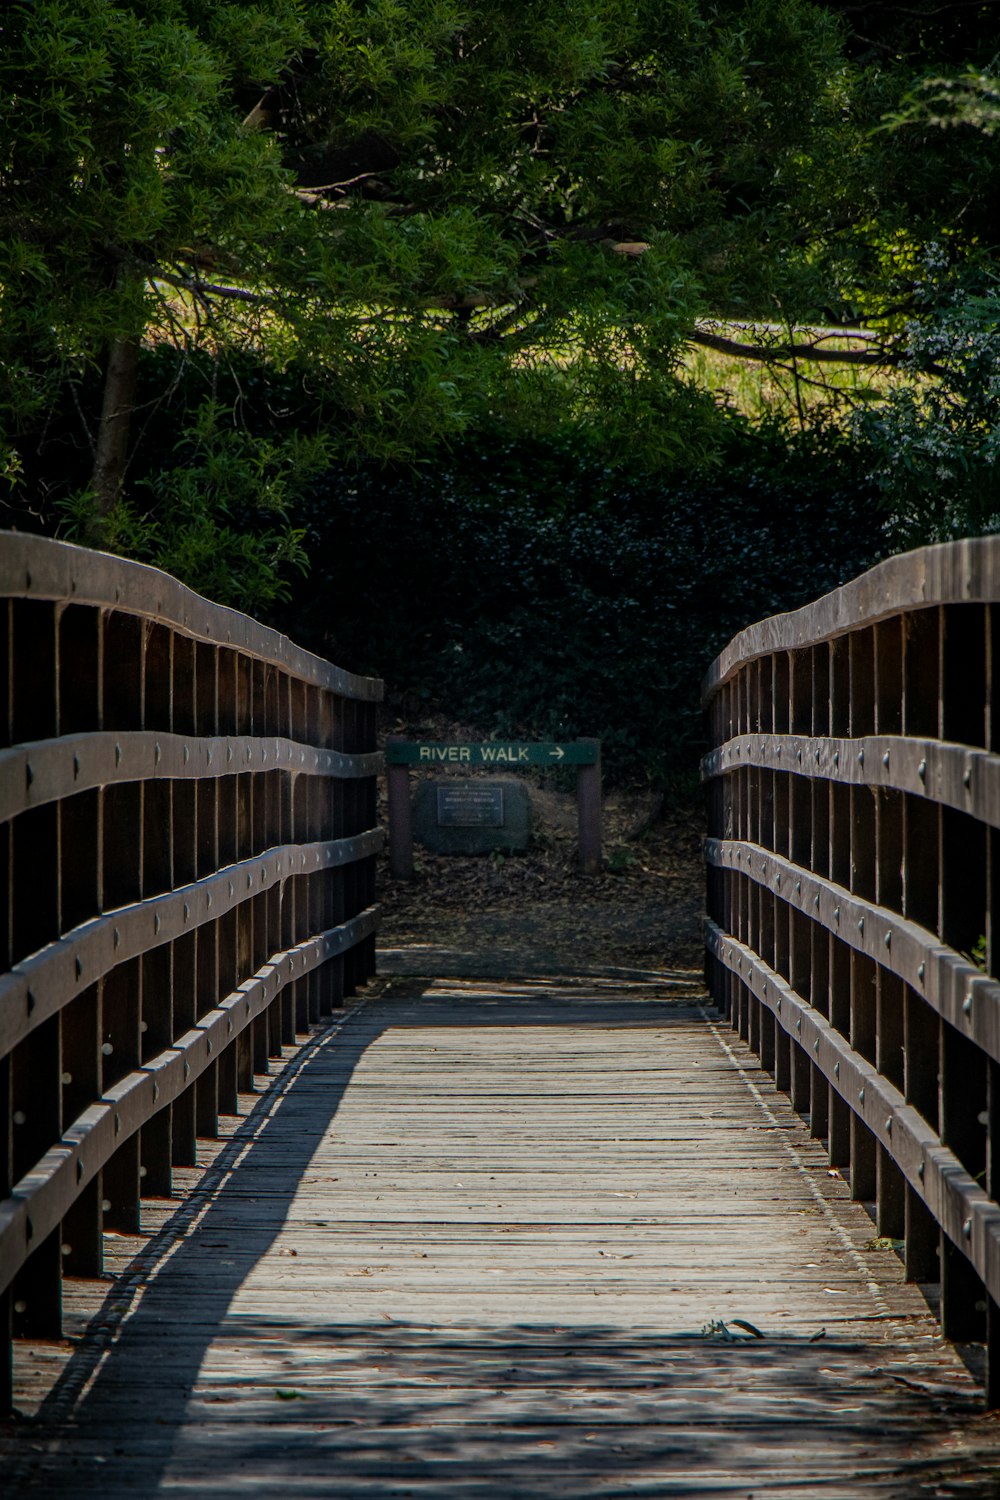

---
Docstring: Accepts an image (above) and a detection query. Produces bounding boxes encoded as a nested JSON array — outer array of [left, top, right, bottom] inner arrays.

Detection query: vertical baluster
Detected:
[[850, 1113, 876, 1204], [828, 1086, 851, 1171], [809, 1061, 828, 1142], [774, 1023, 791, 1094], [986, 1056, 1000, 1406], [10, 1014, 62, 1338], [101, 958, 142, 1233], [876, 1146, 905, 1240], [61, 984, 103, 1272]]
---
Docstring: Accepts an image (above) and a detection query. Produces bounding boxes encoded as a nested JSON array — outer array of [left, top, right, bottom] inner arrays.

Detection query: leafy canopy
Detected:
[[2, 0, 1000, 603]]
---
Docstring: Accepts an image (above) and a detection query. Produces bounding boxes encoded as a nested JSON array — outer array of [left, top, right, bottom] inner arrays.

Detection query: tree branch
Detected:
[[154, 268, 274, 306], [688, 324, 953, 380], [688, 324, 897, 366]]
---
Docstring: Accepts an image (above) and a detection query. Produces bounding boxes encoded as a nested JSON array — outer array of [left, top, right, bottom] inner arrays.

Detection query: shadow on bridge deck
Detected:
[[5, 976, 1000, 1497]]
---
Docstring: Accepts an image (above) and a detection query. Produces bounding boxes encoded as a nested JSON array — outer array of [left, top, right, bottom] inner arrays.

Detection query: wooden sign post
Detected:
[[385, 737, 602, 879]]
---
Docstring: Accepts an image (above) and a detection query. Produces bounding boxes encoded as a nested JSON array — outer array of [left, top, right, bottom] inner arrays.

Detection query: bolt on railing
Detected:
[[0, 534, 382, 1410], [704, 538, 1000, 1406]]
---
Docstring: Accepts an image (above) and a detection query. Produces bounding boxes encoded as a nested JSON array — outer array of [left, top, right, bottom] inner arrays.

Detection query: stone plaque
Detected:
[[436, 784, 504, 828], [413, 778, 530, 855]]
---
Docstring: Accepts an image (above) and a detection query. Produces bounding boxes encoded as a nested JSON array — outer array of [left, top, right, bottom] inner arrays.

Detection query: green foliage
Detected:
[[283, 425, 884, 782], [854, 260, 1000, 545], [286, 0, 860, 323], [58, 404, 313, 611], [5, 0, 950, 519], [0, 0, 305, 426], [882, 69, 1000, 137], [3, 0, 1000, 703]]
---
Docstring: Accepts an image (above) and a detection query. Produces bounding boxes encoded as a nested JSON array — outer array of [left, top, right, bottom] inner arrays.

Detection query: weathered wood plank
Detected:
[[702, 535, 1000, 697], [0, 532, 383, 701], [5, 979, 1000, 1497]]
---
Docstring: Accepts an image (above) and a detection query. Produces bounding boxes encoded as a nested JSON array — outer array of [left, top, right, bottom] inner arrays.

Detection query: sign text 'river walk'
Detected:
[[385, 741, 599, 768], [384, 735, 602, 878]]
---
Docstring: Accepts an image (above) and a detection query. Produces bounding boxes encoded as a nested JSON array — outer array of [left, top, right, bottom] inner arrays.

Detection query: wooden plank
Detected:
[[0, 532, 383, 703], [0, 731, 381, 827], [5, 980, 999, 1496], [703, 536, 1000, 698], [702, 731, 1000, 837], [0, 838, 381, 1058]]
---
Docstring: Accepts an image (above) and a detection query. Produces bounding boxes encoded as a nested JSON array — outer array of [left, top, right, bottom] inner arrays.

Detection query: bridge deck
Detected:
[[7, 977, 999, 1497]]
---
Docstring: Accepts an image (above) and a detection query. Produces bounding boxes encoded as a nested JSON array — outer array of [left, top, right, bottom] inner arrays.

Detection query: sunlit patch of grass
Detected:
[[679, 334, 919, 427], [146, 282, 924, 439]]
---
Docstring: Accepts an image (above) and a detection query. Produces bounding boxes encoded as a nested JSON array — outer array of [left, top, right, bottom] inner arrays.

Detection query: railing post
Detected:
[[0, 534, 384, 1416], [577, 738, 602, 875], [386, 736, 414, 881], [701, 537, 1000, 1407], [140, 1108, 173, 1199]]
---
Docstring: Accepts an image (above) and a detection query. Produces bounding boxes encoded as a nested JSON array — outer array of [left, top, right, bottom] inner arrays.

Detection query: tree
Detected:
[[3, 0, 1000, 600], [0, 0, 310, 503], [265, 2, 1000, 375]]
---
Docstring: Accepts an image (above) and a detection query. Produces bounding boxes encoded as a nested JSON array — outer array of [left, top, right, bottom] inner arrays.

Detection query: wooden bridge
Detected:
[[5, 533, 1000, 1496]]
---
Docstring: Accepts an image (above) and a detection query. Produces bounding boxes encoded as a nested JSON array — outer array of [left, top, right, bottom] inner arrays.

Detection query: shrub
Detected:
[[282, 424, 885, 783]]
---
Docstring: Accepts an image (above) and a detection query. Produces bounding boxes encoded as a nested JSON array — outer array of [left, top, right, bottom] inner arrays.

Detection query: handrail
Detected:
[[703, 733, 1000, 830], [0, 732, 382, 824], [703, 536, 1000, 1408], [704, 535, 1000, 694], [1, 532, 380, 700], [0, 832, 383, 1055], [0, 533, 383, 1411]]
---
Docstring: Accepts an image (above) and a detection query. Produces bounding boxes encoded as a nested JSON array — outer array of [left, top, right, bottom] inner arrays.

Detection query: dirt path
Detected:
[[377, 787, 705, 978]]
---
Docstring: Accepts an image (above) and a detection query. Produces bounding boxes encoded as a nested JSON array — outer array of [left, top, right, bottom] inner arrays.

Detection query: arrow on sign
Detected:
[[384, 740, 599, 766]]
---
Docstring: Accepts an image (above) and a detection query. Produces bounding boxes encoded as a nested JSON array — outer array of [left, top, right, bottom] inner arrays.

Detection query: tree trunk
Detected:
[[91, 336, 140, 516]]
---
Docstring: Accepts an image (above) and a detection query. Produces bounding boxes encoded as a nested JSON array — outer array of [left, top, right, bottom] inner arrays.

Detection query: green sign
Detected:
[[385, 740, 599, 767]]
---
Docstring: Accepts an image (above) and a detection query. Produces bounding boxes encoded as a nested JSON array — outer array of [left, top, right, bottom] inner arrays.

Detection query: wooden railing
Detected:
[[704, 538, 1000, 1405], [0, 534, 381, 1409]]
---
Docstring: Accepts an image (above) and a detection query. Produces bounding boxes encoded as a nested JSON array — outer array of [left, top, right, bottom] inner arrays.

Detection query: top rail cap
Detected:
[[702, 535, 1000, 703], [0, 532, 383, 702]]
